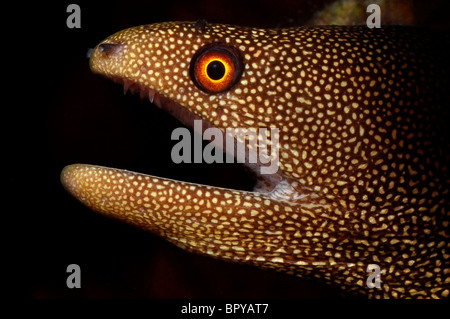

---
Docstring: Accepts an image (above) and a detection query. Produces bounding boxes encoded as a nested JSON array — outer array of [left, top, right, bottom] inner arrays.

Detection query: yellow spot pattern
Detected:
[[62, 21, 450, 298]]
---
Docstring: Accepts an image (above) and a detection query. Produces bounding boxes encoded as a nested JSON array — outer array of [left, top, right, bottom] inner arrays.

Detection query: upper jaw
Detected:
[[89, 42, 127, 77]]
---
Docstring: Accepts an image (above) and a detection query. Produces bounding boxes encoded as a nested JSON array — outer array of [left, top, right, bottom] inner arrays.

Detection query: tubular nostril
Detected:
[[98, 43, 123, 55], [86, 48, 94, 58]]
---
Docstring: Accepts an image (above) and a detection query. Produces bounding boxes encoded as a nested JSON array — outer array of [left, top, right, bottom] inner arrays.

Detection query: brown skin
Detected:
[[62, 22, 449, 298]]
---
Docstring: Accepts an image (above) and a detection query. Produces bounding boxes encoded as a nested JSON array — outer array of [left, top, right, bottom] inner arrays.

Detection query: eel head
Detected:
[[61, 21, 450, 298]]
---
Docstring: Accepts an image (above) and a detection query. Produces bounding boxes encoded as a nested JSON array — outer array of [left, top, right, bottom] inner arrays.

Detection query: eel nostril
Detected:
[[98, 43, 123, 54]]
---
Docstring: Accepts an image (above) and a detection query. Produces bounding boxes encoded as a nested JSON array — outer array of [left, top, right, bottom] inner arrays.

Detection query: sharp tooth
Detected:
[[148, 89, 155, 103], [123, 80, 131, 94], [153, 91, 161, 108]]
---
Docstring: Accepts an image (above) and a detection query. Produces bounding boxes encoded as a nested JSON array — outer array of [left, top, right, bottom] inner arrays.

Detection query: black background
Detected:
[[7, 0, 449, 304]]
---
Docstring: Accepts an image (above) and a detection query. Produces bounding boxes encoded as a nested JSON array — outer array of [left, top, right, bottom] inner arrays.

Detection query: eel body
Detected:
[[61, 21, 450, 298]]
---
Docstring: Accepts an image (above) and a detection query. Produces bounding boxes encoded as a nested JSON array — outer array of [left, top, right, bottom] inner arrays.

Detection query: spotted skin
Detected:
[[62, 21, 450, 298]]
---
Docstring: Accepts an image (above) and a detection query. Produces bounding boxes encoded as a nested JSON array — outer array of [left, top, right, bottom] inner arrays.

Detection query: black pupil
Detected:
[[207, 60, 226, 80]]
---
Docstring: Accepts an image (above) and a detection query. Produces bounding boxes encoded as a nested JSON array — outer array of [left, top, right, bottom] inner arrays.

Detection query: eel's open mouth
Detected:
[[78, 38, 292, 198], [63, 32, 314, 211], [102, 75, 287, 197], [68, 30, 310, 204]]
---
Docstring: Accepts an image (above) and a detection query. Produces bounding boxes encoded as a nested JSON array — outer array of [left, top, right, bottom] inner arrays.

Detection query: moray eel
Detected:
[[61, 21, 450, 298]]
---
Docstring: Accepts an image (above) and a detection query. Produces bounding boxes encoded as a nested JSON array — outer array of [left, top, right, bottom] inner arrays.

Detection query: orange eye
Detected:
[[190, 44, 243, 94]]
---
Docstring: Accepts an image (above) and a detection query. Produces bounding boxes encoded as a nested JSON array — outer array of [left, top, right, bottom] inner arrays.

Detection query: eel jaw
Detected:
[[88, 39, 289, 198], [60, 51, 340, 294], [102, 75, 288, 197], [60, 68, 342, 293]]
